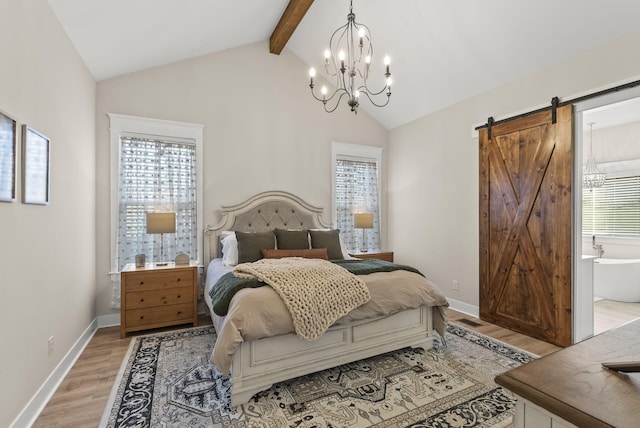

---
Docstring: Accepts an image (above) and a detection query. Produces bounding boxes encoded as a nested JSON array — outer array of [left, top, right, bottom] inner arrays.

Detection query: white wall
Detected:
[[583, 121, 640, 164], [388, 31, 640, 313], [0, 0, 96, 426], [95, 42, 389, 318]]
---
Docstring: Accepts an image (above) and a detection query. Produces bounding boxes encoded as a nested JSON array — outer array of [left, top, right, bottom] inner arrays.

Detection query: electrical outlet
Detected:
[[452, 280, 459, 291], [48, 336, 54, 356]]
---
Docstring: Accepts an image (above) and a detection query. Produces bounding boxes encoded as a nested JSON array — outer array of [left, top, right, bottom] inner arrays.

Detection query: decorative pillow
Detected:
[[260, 248, 328, 260], [309, 229, 345, 260], [310, 228, 350, 259], [274, 228, 309, 250], [236, 231, 276, 263], [220, 232, 238, 266]]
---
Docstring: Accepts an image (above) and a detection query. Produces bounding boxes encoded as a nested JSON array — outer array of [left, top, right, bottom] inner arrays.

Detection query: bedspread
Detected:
[[233, 258, 370, 340], [209, 267, 449, 374]]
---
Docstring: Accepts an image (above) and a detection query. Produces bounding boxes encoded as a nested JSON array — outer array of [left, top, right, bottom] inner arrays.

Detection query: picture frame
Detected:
[[22, 125, 50, 205], [0, 111, 17, 202]]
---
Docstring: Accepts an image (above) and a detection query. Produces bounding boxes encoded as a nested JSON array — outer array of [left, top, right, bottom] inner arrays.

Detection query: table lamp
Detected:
[[146, 212, 176, 265], [354, 213, 373, 253]]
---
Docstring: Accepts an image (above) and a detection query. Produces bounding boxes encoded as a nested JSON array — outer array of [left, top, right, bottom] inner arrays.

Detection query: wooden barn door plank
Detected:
[[479, 105, 573, 347]]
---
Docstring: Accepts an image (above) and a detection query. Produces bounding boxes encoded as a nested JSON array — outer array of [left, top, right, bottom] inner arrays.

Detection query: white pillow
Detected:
[[220, 232, 238, 266]]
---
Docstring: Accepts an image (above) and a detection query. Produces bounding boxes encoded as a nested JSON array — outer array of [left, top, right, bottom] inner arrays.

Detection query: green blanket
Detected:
[[332, 258, 423, 277], [209, 259, 423, 316], [209, 272, 265, 317]]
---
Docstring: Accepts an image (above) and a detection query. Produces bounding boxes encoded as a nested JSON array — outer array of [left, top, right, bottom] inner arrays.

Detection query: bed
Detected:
[[203, 191, 448, 406]]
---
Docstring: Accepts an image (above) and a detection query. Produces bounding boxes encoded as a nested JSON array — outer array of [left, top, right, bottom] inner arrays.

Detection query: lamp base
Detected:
[[360, 227, 368, 253]]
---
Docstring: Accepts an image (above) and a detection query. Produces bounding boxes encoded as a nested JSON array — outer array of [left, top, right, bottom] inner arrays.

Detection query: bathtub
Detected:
[[593, 258, 640, 303]]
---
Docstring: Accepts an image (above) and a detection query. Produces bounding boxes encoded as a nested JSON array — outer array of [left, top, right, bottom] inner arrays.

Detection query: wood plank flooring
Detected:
[[447, 310, 560, 357], [33, 315, 212, 428], [32, 305, 638, 427], [594, 299, 640, 334]]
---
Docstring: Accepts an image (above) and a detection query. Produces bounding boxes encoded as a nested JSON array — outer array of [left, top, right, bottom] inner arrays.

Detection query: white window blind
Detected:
[[583, 175, 640, 237], [335, 157, 381, 251], [117, 136, 197, 269]]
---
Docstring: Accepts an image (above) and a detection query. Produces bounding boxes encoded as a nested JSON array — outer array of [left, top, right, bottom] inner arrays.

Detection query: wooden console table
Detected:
[[496, 319, 640, 427]]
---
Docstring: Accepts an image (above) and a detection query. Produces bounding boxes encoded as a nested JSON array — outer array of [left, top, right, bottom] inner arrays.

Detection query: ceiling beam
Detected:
[[270, 0, 314, 55]]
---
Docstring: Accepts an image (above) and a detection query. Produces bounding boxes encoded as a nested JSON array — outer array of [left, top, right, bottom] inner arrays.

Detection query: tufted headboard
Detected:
[[204, 191, 332, 263]]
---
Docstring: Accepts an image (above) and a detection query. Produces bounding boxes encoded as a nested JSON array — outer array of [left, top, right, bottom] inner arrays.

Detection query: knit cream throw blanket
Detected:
[[233, 258, 370, 340]]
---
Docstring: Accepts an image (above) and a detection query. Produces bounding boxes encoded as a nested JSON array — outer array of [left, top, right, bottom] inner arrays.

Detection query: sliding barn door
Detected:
[[479, 105, 573, 347]]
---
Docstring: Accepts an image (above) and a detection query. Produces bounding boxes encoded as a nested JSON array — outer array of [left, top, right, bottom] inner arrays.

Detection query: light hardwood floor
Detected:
[[594, 299, 640, 334], [33, 305, 638, 427], [32, 314, 212, 428]]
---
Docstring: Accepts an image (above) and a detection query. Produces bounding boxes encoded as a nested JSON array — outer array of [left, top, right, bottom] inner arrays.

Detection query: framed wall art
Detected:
[[22, 125, 50, 205], [0, 111, 17, 202]]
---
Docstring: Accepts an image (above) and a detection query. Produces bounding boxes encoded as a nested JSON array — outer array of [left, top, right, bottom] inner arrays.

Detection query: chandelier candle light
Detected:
[[583, 122, 606, 189], [308, 0, 392, 114]]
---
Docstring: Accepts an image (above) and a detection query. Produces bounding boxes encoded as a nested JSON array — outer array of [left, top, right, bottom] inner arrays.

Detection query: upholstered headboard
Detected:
[[204, 191, 332, 263]]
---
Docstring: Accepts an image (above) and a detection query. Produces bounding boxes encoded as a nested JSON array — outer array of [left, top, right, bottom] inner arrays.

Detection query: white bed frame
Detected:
[[204, 191, 435, 406]]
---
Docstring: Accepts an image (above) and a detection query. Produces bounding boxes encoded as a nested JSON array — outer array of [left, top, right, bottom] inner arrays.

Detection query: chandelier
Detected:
[[308, 0, 392, 114], [583, 122, 606, 189]]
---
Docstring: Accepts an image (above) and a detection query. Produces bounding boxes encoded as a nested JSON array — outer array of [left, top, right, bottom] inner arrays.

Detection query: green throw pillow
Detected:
[[309, 229, 344, 260], [236, 231, 275, 263], [275, 228, 309, 250]]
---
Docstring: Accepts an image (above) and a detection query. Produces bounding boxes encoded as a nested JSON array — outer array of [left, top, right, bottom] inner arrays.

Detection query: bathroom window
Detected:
[[583, 175, 640, 237]]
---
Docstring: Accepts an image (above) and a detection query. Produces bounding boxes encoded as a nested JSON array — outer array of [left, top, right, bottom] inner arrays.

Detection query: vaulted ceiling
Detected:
[[48, 0, 640, 129]]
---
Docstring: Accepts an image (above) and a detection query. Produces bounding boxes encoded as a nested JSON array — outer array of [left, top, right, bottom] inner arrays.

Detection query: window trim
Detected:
[[108, 113, 204, 273], [331, 141, 383, 242]]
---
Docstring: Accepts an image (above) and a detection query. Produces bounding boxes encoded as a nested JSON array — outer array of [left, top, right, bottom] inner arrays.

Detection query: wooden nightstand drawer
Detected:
[[125, 303, 194, 328], [120, 263, 198, 338], [124, 269, 194, 292], [126, 287, 194, 310]]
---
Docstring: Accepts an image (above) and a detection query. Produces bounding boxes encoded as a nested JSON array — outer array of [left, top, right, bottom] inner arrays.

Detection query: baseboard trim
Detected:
[[11, 319, 98, 428], [97, 313, 121, 328], [447, 298, 480, 318]]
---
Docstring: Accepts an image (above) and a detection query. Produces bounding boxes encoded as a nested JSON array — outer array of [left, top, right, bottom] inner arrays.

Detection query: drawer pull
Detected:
[[177, 278, 181, 282], [177, 295, 181, 299], [139, 298, 144, 303], [177, 311, 182, 315], [139, 281, 144, 285], [139, 316, 144, 320]]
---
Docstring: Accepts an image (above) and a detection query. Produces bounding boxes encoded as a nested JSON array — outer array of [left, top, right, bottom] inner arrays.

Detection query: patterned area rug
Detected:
[[100, 323, 536, 428]]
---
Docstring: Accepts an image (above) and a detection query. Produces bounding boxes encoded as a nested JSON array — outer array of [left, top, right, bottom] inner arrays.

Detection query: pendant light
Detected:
[[583, 122, 606, 189]]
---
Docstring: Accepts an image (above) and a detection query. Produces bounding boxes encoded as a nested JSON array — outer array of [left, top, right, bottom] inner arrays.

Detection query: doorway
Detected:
[[574, 86, 640, 342]]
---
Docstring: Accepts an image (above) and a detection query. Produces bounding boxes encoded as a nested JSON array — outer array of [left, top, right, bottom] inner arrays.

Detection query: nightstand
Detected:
[[120, 262, 198, 338], [349, 250, 394, 263]]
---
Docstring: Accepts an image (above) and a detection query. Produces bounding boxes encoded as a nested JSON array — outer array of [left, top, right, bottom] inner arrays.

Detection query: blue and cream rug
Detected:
[[100, 323, 536, 428]]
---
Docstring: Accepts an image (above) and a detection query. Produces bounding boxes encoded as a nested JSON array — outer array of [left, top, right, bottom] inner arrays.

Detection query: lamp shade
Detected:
[[354, 213, 373, 229], [146, 212, 176, 234]]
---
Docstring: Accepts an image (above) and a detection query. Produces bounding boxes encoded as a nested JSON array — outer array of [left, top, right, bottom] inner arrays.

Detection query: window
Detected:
[[332, 142, 382, 252], [109, 114, 204, 273], [583, 175, 640, 237], [118, 136, 197, 269]]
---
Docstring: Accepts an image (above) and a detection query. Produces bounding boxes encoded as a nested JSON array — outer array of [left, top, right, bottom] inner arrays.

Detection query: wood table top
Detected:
[[495, 319, 640, 428]]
